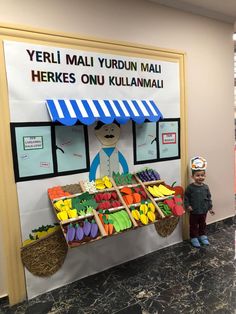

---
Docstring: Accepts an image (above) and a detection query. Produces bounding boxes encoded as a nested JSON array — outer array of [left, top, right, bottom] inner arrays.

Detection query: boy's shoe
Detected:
[[190, 237, 201, 248], [199, 235, 209, 245]]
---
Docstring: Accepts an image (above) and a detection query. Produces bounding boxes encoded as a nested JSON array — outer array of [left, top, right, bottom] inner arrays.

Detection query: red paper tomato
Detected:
[[165, 181, 184, 198]]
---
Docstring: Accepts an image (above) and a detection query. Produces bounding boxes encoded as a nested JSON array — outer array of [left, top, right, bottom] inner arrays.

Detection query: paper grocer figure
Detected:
[[89, 121, 129, 181]]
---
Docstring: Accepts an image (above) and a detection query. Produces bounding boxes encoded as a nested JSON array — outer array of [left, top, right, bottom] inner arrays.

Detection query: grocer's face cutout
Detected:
[[95, 123, 120, 147]]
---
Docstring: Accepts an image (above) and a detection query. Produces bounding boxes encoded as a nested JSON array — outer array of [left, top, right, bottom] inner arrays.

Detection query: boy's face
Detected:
[[192, 170, 206, 185]]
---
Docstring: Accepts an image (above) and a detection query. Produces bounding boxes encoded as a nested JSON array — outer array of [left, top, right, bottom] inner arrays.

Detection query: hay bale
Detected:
[[155, 216, 179, 237], [21, 229, 68, 277]]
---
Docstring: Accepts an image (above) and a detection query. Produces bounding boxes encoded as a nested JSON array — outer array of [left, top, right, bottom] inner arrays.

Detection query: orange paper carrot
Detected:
[[108, 219, 114, 235]]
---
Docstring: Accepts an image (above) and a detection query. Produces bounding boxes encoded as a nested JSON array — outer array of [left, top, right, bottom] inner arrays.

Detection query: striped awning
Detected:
[[46, 99, 163, 126]]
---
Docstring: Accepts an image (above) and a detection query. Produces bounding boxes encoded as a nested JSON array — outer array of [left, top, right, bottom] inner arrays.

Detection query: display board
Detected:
[[11, 123, 89, 181], [133, 118, 180, 164], [0, 25, 187, 303]]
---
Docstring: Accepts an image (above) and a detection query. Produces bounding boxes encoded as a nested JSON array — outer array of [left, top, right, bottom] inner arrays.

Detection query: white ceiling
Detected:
[[148, 0, 236, 24]]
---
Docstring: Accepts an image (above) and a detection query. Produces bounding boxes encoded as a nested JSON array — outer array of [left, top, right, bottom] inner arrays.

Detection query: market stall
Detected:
[[0, 28, 186, 299]]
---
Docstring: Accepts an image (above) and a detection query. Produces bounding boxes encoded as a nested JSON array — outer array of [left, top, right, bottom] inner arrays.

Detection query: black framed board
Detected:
[[133, 118, 180, 165], [10, 122, 90, 182]]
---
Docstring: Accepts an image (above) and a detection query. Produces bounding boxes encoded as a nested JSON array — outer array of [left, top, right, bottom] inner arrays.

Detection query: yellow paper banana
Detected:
[[147, 186, 156, 197], [158, 184, 175, 196], [153, 186, 165, 197]]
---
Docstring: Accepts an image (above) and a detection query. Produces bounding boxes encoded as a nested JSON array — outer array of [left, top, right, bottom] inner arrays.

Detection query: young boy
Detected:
[[184, 157, 215, 248]]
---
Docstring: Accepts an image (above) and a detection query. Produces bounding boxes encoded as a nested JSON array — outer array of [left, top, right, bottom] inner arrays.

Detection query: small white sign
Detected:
[[23, 136, 43, 150], [40, 161, 50, 168], [162, 132, 176, 144]]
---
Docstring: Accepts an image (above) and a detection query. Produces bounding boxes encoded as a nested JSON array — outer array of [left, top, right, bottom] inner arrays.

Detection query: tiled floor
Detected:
[[0, 220, 235, 314]]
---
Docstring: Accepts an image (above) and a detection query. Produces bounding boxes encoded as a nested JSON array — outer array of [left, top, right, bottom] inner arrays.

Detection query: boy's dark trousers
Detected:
[[189, 213, 207, 238]]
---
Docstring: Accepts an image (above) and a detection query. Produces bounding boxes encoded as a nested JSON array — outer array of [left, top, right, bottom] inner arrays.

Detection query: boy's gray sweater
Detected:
[[184, 183, 212, 214]]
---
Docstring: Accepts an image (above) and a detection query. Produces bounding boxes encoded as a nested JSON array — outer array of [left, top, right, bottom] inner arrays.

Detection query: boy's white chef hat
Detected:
[[190, 156, 207, 170]]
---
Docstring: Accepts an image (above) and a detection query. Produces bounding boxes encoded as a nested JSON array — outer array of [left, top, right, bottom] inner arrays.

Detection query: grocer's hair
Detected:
[[94, 121, 120, 130]]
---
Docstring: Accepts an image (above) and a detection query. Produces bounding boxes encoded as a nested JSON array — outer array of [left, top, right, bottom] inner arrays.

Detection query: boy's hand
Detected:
[[187, 206, 193, 212], [209, 209, 215, 215]]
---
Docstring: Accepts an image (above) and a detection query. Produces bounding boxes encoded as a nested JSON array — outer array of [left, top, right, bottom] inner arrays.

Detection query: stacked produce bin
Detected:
[[48, 170, 184, 248]]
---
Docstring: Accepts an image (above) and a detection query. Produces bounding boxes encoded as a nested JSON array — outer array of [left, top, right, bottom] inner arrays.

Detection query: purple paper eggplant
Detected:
[[137, 169, 160, 182], [66, 223, 76, 242], [90, 220, 98, 238], [75, 223, 84, 241], [83, 219, 92, 236], [149, 169, 160, 181]]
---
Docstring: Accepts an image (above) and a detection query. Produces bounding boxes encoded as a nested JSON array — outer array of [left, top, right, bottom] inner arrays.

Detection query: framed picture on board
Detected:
[[133, 118, 180, 164], [10, 122, 90, 181], [158, 118, 180, 161], [133, 121, 158, 164]]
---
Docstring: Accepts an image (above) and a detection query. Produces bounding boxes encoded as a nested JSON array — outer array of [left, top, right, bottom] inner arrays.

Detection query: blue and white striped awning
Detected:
[[46, 99, 163, 126]]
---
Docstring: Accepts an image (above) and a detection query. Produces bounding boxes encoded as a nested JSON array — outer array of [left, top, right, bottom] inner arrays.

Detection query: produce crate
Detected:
[[143, 181, 174, 197], [96, 207, 136, 237], [80, 176, 114, 193], [143, 182, 175, 203], [92, 188, 138, 229], [93, 189, 123, 210], [133, 172, 163, 185], [138, 181, 184, 218], [156, 201, 173, 218], [118, 185, 149, 206], [48, 170, 182, 248], [51, 193, 84, 223], [134, 169, 162, 183], [129, 202, 162, 227], [116, 181, 164, 223], [48, 185, 77, 202], [61, 211, 106, 248], [112, 172, 140, 187], [50, 191, 100, 224]]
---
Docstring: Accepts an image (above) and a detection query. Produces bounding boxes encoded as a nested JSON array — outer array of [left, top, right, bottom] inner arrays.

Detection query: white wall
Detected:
[[0, 0, 235, 298]]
